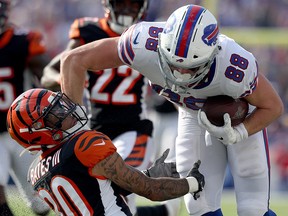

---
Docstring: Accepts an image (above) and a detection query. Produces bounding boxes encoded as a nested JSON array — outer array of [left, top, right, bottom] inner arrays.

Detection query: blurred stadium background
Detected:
[[6, 0, 288, 215]]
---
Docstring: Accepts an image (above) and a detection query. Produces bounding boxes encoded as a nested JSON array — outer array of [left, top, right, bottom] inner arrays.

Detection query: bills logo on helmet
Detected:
[[202, 24, 219, 46], [163, 14, 176, 34]]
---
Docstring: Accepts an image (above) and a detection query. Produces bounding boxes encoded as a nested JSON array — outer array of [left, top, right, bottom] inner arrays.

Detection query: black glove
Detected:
[[187, 160, 205, 200], [143, 149, 180, 178]]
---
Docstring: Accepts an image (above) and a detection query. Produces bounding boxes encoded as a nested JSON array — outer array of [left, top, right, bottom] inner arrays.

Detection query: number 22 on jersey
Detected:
[[90, 65, 142, 105]]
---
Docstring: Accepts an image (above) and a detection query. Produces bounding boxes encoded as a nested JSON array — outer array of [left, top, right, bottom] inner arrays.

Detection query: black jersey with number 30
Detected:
[[28, 130, 132, 216]]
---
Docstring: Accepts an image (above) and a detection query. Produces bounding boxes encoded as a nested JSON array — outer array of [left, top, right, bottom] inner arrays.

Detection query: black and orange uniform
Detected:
[[0, 24, 51, 216], [0, 25, 45, 132], [28, 130, 132, 216], [69, 17, 153, 168]]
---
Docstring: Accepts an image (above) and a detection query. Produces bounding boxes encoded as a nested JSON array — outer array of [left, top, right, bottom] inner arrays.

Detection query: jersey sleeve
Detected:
[[27, 31, 46, 56], [74, 131, 117, 168], [117, 22, 167, 86], [118, 24, 137, 67]]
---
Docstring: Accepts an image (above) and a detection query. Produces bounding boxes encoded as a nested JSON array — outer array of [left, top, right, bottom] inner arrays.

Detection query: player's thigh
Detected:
[[228, 130, 271, 215], [228, 130, 269, 181], [176, 109, 227, 175], [176, 109, 228, 215]]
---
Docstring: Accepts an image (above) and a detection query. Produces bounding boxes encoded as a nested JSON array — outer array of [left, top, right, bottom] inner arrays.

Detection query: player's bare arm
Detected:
[[243, 73, 284, 135], [92, 152, 193, 201], [60, 37, 122, 104], [42, 39, 83, 91]]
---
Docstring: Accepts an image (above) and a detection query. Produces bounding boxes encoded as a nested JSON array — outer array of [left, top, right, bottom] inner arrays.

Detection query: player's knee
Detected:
[[237, 160, 265, 178]]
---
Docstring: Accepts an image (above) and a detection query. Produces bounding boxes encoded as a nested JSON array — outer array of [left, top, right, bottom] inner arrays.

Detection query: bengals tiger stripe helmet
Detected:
[[102, 0, 149, 34], [7, 88, 88, 153]]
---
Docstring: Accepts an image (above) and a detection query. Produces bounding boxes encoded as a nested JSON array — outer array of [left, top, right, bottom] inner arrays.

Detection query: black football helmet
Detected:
[[102, 0, 149, 34]]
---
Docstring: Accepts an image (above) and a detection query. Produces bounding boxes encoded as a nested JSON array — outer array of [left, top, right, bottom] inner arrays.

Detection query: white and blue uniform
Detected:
[[118, 21, 273, 216]]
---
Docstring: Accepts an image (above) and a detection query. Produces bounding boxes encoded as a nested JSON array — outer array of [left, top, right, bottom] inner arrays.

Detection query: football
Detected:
[[201, 95, 249, 126]]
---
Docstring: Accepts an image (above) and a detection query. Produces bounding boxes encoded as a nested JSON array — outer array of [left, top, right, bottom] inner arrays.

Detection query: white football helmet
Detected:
[[102, 0, 148, 34], [158, 4, 220, 93]]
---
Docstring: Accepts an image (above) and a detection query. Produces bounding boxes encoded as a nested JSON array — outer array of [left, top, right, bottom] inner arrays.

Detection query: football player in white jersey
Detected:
[[60, 4, 283, 216]]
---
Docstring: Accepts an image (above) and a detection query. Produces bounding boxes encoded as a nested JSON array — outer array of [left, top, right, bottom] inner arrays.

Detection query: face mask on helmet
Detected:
[[0, 0, 10, 34], [7, 89, 88, 154], [102, 0, 148, 34], [158, 4, 219, 93]]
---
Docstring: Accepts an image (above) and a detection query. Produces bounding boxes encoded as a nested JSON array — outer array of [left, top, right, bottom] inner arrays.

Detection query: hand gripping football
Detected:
[[201, 95, 248, 126]]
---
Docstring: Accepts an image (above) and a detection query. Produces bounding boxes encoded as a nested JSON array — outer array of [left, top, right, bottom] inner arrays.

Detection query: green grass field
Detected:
[[136, 190, 288, 216], [6, 187, 288, 216]]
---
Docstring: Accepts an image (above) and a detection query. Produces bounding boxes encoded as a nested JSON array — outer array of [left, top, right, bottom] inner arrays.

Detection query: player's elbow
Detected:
[[60, 50, 85, 78], [271, 94, 285, 120], [275, 99, 284, 119], [61, 50, 74, 67]]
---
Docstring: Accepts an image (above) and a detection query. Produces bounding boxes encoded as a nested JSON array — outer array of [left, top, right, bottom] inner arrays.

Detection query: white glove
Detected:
[[198, 110, 248, 145]]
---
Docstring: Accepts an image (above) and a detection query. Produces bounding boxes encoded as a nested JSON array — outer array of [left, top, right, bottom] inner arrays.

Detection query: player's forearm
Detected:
[[93, 153, 195, 201], [244, 106, 282, 135], [60, 50, 86, 105], [244, 74, 284, 135], [111, 166, 191, 201], [136, 177, 191, 201]]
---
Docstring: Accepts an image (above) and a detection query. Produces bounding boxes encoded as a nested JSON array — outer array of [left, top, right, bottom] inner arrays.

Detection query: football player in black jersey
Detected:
[[6, 88, 205, 216], [41, 1, 180, 215], [0, 0, 50, 215]]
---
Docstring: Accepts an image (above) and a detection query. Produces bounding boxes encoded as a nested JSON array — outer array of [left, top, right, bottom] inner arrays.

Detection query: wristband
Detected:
[[142, 170, 150, 177], [234, 123, 248, 143], [186, 177, 198, 193]]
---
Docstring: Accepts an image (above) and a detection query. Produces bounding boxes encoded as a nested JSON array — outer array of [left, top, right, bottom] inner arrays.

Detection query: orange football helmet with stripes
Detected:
[[7, 88, 88, 153]]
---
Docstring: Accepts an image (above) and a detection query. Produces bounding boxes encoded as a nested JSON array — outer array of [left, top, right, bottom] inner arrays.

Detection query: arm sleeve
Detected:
[[74, 131, 117, 168]]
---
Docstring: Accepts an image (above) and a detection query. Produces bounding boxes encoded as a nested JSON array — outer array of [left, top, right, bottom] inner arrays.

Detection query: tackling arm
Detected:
[[60, 37, 123, 104], [42, 39, 83, 91], [92, 152, 203, 201]]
